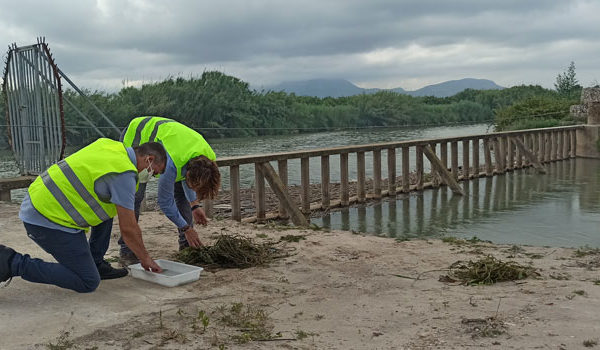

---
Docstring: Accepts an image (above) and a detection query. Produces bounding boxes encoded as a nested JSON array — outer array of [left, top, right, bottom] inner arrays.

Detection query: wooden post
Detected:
[[258, 162, 308, 227], [451, 141, 458, 180], [550, 132, 557, 161], [513, 137, 546, 174], [387, 148, 396, 195], [500, 136, 508, 172], [544, 132, 552, 163], [538, 132, 545, 163], [507, 137, 514, 171], [340, 153, 349, 206], [254, 163, 266, 222], [462, 140, 470, 179], [416, 145, 424, 190], [203, 199, 213, 219], [557, 130, 564, 160], [483, 138, 493, 176], [373, 149, 382, 198], [521, 135, 530, 167], [357, 151, 366, 202], [492, 138, 503, 173], [402, 147, 410, 192], [562, 130, 569, 159], [430, 143, 440, 187], [472, 139, 480, 177], [423, 146, 464, 195], [321, 155, 330, 209], [230, 165, 241, 221], [440, 142, 448, 172], [278, 160, 288, 219], [301, 157, 310, 214], [515, 135, 523, 167], [570, 129, 576, 158]]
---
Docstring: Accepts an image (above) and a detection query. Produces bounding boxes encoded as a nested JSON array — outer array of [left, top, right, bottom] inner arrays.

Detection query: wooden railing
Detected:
[[208, 125, 582, 223]]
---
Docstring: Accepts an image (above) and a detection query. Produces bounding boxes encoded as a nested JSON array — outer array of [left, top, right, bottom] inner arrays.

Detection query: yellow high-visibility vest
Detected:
[[28, 138, 138, 230], [121, 116, 215, 182]]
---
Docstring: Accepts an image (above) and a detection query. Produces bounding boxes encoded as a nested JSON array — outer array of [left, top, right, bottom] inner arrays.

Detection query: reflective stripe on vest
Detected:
[[56, 160, 112, 223], [129, 117, 176, 146], [131, 117, 153, 146], [40, 167, 88, 227]]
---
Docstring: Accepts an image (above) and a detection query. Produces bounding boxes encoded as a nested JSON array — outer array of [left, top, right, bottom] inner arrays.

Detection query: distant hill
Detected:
[[265, 78, 503, 98], [267, 78, 365, 98], [407, 78, 504, 97]]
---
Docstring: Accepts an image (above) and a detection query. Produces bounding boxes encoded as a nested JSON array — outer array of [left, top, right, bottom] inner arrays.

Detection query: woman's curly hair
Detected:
[[186, 155, 221, 200]]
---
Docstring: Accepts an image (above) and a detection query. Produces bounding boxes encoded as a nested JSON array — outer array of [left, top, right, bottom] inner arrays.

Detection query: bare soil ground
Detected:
[[1, 201, 600, 349]]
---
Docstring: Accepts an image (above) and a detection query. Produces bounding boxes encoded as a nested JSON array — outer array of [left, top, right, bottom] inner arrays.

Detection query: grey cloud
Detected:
[[1, 0, 599, 91]]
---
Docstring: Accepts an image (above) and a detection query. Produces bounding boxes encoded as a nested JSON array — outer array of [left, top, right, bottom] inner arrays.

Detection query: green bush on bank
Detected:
[[0, 71, 581, 148]]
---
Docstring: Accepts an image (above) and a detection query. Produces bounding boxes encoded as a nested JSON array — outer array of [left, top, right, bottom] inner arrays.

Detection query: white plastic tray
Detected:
[[128, 259, 203, 287]]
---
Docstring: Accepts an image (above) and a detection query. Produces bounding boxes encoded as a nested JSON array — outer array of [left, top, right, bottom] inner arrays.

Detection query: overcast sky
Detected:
[[1, 0, 599, 92]]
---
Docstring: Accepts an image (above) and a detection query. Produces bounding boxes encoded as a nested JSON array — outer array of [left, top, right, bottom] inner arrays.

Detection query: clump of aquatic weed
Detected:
[[583, 339, 598, 347], [442, 236, 491, 246], [461, 317, 507, 338], [447, 255, 538, 285], [46, 331, 74, 350], [216, 302, 281, 343], [574, 246, 600, 257], [280, 234, 306, 243], [176, 234, 291, 269]]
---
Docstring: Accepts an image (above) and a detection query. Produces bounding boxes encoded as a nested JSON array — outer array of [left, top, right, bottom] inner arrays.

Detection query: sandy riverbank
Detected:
[[1, 201, 599, 349]]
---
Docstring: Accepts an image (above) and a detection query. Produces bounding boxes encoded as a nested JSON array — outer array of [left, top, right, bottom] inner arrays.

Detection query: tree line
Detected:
[[0, 68, 582, 149]]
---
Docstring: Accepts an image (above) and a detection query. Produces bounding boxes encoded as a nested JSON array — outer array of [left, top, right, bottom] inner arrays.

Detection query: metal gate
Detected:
[[2, 38, 65, 175]]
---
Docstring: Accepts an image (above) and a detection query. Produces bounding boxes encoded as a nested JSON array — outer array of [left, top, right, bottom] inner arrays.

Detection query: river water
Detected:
[[2, 123, 599, 247], [313, 158, 600, 248]]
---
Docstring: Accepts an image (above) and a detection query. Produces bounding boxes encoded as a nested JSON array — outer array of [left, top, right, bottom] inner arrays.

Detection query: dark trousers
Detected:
[[118, 181, 193, 254], [10, 219, 113, 293]]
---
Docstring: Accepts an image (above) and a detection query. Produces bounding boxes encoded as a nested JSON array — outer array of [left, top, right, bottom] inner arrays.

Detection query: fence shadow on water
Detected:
[[314, 159, 600, 247]]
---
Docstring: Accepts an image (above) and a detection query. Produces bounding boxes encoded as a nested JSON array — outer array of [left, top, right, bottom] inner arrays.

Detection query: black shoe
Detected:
[[0, 244, 16, 283], [97, 260, 128, 280], [119, 251, 139, 267]]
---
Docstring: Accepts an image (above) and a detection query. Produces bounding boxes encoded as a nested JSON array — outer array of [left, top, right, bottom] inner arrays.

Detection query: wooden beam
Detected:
[[321, 155, 330, 209], [450, 141, 458, 180], [277, 160, 288, 218], [254, 163, 266, 222], [416, 145, 424, 190], [373, 149, 382, 198], [423, 145, 464, 195], [387, 148, 396, 195], [301, 157, 310, 213], [203, 199, 213, 218], [230, 165, 241, 221], [512, 137, 546, 174], [462, 140, 470, 178], [472, 139, 480, 177], [570, 129, 576, 158], [402, 147, 410, 192], [357, 151, 366, 202], [483, 138, 493, 176], [340, 153, 349, 206], [258, 162, 309, 227]]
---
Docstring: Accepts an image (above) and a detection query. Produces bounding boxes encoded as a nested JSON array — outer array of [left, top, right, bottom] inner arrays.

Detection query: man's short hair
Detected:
[[133, 142, 167, 165]]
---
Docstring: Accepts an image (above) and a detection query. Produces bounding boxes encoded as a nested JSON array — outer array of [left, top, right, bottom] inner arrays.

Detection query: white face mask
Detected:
[[138, 158, 154, 183], [146, 158, 155, 178]]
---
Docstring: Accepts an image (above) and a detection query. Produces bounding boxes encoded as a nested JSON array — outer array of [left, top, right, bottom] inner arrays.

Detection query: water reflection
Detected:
[[313, 159, 600, 248]]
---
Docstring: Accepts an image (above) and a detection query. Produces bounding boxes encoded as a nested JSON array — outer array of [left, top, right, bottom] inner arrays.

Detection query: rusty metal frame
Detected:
[[2, 37, 66, 175]]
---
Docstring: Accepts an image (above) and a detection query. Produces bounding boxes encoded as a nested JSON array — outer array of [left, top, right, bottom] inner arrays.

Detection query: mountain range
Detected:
[[264, 78, 504, 98]]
